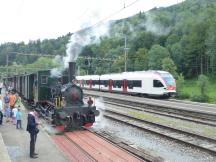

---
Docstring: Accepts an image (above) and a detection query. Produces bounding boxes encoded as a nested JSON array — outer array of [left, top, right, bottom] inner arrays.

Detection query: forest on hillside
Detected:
[[0, 0, 216, 79]]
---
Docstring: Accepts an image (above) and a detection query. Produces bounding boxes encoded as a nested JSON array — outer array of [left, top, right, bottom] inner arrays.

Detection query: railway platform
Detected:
[[0, 105, 69, 162], [0, 87, 145, 162]]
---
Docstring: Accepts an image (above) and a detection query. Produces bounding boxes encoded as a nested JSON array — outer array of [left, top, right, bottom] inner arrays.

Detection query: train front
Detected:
[[54, 62, 99, 130], [160, 71, 176, 97]]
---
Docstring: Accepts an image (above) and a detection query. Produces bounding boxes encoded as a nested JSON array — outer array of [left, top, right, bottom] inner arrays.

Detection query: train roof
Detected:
[[76, 70, 173, 79], [76, 75, 100, 79]]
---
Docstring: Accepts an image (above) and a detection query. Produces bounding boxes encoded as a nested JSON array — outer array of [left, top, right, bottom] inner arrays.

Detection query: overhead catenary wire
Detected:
[[74, 0, 141, 35]]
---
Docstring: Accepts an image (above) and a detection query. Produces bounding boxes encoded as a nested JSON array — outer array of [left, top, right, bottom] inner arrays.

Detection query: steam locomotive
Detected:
[[3, 62, 99, 130]]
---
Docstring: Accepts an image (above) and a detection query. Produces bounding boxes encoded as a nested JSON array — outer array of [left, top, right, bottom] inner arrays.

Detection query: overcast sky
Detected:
[[0, 0, 184, 44]]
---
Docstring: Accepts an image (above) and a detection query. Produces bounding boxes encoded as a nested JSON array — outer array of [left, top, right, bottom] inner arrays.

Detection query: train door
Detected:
[[108, 79, 112, 92], [81, 80, 84, 88], [89, 79, 92, 89], [122, 79, 128, 93]]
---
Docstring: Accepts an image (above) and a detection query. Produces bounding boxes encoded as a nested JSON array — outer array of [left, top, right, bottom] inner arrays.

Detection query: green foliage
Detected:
[[197, 74, 209, 96], [133, 48, 148, 71], [176, 73, 185, 94], [179, 76, 216, 103], [191, 94, 209, 102], [162, 57, 177, 78], [176, 92, 190, 100], [148, 44, 170, 70], [175, 74, 190, 99]]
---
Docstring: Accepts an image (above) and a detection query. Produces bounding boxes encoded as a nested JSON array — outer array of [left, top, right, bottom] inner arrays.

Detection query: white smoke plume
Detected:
[[50, 55, 64, 77], [50, 10, 111, 77], [143, 12, 171, 35], [63, 21, 111, 68], [50, 68, 63, 78]]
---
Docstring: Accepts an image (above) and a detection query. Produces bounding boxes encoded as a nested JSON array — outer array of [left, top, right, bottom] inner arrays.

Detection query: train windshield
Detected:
[[161, 73, 175, 86]]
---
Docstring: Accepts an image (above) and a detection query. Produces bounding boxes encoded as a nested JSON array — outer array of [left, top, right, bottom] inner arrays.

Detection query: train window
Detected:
[[104, 80, 108, 87], [128, 80, 133, 89], [153, 80, 164, 87], [114, 80, 120, 88], [41, 75, 48, 84], [94, 80, 99, 85], [133, 80, 141, 87], [113, 80, 117, 88], [100, 80, 103, 85]]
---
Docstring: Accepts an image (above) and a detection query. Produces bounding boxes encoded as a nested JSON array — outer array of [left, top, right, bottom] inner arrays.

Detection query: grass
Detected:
[[178, 78, 216, 104], [128, 110, 216, 138]]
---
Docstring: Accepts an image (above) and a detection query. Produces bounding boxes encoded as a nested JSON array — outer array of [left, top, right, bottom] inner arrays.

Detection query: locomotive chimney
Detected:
[[68, 62, 76, 82]]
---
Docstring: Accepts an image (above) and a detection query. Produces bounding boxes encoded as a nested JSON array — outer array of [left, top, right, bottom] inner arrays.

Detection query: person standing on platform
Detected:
[[0, 110, 3, 125], [0, 95, 3, 111], [9, 91, 16, 118], [4, 92, 9, 110], [12, 106, 18, 125], [9, 91, 16, 109], [0, 96, 3, 125], [16, 107, 22, 129], [5, 106, 11, 122], [15, 93, 22, 108], [0, 81, 3, 94], [26, 110, 39, 158]]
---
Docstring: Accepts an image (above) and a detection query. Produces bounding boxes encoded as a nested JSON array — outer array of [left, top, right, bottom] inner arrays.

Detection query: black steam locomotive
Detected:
[[3, 62, 99, 130]]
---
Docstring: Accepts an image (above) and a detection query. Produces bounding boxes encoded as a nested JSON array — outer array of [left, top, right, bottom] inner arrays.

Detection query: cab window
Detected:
[[41, 75, 48, 84], [153, 80, 164, 87]]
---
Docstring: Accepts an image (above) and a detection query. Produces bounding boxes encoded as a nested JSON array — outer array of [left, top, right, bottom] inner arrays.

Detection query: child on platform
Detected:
[[5, 106, 11, 122], [16, 107, 22, 129]]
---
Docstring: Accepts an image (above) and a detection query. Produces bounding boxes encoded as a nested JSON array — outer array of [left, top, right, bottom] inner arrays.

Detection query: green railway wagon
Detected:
[[32, 70, 57, 102]]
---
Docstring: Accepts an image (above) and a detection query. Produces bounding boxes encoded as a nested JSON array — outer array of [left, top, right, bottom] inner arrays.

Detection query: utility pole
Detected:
[[124, 36, 127, 72], [123, 2, 129, 72], [123, 25, 129, 72]]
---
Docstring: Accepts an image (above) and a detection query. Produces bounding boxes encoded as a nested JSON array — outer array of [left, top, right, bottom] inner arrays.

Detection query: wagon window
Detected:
[[153, 80, 164, 87], [41, 75, 48, 84]]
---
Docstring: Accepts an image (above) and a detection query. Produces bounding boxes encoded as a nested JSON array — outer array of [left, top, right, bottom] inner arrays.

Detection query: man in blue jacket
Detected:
[[26, 110, 39, 158]]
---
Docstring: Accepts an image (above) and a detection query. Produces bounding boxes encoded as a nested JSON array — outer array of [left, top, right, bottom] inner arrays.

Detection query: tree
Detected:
[[133, 48, 148, 71], [169, 43, 184, 73], [148, 44, 170, 70], [205, 20, 216, 75], [197, 74, 209, 97], [162, 57, 178, 78], [176, 73, 185, 97]]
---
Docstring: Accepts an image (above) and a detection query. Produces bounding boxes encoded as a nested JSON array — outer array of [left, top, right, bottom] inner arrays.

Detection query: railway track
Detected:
[[103, 97, 216, 123], [103, 99, 216, 127], [84, 90, 216, 123], [51, 130, 164, 162], [102, 108, 216, 155]]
